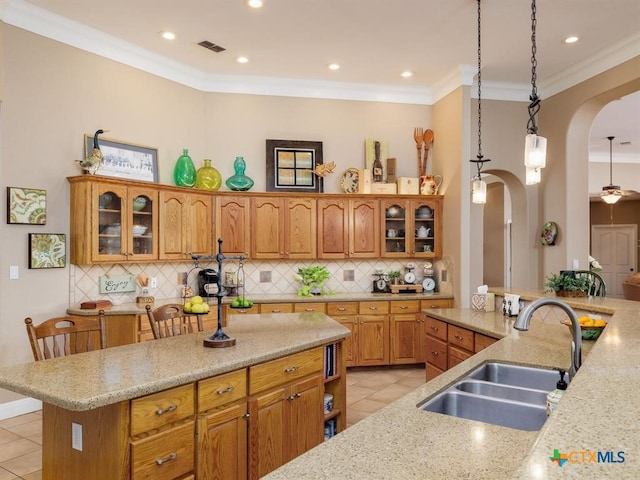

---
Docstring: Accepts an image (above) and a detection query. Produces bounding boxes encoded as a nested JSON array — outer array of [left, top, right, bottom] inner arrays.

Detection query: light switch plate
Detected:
[[72, 422, 83, 451]]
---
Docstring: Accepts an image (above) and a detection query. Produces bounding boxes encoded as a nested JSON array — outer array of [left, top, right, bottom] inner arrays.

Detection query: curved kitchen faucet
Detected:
[[513, 297, 582, 379]]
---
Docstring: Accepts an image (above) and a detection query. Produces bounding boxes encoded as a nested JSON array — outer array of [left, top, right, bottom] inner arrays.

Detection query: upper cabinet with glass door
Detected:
[[381, 196, 442, 258], [68, 177, 158, 264]]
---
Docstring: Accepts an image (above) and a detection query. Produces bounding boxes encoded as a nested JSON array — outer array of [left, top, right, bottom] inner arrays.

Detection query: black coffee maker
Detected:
[[198, 269, 219, 297]]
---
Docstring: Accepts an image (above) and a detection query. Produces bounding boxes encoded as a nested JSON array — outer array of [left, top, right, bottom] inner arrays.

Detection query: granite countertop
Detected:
[[263, 289, 640, 480], [0, 313, 349, 411], [67, 292, 454, 316]]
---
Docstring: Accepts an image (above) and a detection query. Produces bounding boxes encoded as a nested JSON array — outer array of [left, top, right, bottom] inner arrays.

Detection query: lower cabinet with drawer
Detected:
[[424, 315, 500, 381], [41, 342, 344, 480]]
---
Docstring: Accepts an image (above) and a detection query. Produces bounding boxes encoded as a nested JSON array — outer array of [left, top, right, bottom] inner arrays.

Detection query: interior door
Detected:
[[591, 224, 637, 297]]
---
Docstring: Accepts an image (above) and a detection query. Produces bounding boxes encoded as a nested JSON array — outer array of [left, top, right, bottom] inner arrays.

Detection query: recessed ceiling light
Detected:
[[564, 36, 579, 44], [237, 56, 249, 64], [401, 71, 413, 78], [160, 31, 176, 40], [328, 63, 340, 71], [247, 0, 263, 8]]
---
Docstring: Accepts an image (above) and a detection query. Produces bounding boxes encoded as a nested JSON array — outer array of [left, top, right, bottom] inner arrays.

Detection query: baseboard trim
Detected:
[[0, 398, 43, 420]]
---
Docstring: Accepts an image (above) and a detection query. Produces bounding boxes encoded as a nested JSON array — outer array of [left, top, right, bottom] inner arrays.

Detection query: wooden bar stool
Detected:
[[25, 310, 107, 361]]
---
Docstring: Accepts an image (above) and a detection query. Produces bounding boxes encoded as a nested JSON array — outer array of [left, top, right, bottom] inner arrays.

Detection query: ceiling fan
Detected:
[[601, 136, 639, 204]]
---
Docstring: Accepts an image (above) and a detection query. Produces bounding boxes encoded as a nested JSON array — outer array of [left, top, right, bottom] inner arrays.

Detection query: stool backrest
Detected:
[[145, 303, 203, 339]]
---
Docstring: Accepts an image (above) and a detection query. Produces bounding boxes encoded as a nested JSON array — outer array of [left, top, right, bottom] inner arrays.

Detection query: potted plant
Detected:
[[295, 265, 331, 297], [544, 272, 590, 297], [388, 270, 401, 285]]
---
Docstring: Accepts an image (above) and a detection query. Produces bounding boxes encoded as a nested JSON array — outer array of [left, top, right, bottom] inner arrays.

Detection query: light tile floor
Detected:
[[0, 365, 425, 478]]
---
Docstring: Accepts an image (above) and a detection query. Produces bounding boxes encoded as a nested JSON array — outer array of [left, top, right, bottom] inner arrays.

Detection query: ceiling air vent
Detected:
[[198, 41, 226, 53]]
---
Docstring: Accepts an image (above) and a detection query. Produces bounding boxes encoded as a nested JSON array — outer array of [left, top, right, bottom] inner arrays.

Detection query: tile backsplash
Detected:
[[69, 257, 454, 306]]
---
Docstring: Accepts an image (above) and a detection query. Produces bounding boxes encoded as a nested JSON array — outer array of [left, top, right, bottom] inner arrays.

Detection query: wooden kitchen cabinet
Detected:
[[196, 369, 248, 480], [381, 196, 442, 258], [390, 300, 422, 364], [335, 301, 390, 367], [69, 177, 159, 264], [158, 190, 213, 260], [251, 196, 316, 259], [317, 198, 379, 259], [248, 348, 324, 479], [425, 316, 448, 381], [217, 196, 250, 256]]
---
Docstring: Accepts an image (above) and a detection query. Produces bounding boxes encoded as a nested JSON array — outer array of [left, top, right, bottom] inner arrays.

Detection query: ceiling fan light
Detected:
[[601, 191, 622, 204], [524, 133, 547, 169], [525, 166, 541, 185]]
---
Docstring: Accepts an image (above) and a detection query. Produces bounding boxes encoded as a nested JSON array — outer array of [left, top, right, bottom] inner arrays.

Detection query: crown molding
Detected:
[[540, 32, 640, 99]]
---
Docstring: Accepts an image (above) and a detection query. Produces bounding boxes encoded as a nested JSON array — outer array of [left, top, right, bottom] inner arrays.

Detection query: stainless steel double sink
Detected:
[[418, 361, 566, 431]]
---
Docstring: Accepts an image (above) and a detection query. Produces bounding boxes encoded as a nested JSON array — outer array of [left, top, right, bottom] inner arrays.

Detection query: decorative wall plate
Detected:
[[340, 168, 359, 193], [540, 221, 558, 246]]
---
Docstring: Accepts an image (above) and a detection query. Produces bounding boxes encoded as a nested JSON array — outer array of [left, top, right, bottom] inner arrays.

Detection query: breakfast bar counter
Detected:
[[263, 291, 640, 479]]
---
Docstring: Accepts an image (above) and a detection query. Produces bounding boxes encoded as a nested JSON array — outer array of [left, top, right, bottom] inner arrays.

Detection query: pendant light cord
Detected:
[[527, 0, 541, 135], [471, 0, 490, 178]]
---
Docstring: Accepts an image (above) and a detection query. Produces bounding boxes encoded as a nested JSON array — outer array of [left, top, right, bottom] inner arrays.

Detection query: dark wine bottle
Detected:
[[373, 141, 383, 183]]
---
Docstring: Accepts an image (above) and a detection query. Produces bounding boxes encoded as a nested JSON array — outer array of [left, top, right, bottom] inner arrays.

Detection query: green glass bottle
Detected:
[[195, 159, 222, 191], [173, 148, 196, 187], [225, 156, 254, 191]]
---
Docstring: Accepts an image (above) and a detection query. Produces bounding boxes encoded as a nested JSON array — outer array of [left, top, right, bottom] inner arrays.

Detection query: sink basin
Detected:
[[455, 380, 548, 405], [420, 391, 548, 431], [465, 362, 562, 391], [418, 361, 567, 431]]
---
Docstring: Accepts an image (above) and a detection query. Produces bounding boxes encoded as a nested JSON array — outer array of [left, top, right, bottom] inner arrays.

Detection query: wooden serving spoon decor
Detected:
[[422, 129, 434, 177]]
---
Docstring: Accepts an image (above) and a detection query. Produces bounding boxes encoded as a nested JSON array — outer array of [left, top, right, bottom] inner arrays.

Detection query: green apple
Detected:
[[202, 303, 210, 313], [231, 298, 241, 308], [242, 299, 251, 307], [190, 295, 204, 305], [183, 302, 192, 313]]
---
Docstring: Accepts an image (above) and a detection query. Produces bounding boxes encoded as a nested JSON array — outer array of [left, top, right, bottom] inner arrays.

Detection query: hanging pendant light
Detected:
[[470, 0, 491, 204], [523, 0, 546, 180], [601, 136, 622, 204], [525, 167, 541, 185]]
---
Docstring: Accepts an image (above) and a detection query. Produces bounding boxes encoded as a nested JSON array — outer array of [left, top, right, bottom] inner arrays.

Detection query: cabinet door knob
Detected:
[[155, 452, 177, 465], [243, 413, 251, 419], [431, 351, 439, 356]]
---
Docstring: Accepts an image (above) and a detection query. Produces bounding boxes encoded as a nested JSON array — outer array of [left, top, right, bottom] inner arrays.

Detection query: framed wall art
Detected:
[[84, 135, 159, 183], [29, 233, 66, 269], [7, 187, 47, 225], [266, 139, 323, 193]]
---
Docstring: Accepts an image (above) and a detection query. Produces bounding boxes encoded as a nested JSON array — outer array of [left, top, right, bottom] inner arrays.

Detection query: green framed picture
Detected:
[[7, 187, 46, 225], [29, 233, 66, 269]]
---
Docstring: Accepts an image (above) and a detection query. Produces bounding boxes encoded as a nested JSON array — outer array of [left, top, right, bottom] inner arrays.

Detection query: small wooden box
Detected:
[[370, 183, 397, 194], [386, 158, 397, 183], [397, 177, 420, 195], [358, 169, 372, 193]]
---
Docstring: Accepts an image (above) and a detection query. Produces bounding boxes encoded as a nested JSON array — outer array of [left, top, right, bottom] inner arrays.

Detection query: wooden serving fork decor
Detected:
[[413, 127, 424, 176]]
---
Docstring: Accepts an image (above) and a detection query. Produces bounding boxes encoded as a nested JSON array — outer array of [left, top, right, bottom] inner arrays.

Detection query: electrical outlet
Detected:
[[441, 269, 447, 282], [343, 270, 355, 281], [260, 271, 272, 283], [72, 422, 83, 451], [150, 277, 157, 288]]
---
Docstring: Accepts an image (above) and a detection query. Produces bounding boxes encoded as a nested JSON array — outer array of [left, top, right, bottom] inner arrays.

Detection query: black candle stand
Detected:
[[191, 238, 245, 348]]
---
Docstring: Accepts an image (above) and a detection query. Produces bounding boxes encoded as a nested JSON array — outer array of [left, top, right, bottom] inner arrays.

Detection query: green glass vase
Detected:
[[173, 148, 196, 187], [225, 156, 254, 191], [195, 159, 222, 191]]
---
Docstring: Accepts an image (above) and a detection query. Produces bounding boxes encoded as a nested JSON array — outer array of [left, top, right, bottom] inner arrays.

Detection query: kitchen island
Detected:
[[263, 290, 639, 479], [0, 313, 350, 479]]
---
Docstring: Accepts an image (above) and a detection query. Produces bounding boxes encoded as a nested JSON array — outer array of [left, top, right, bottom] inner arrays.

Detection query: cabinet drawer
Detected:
[[421, 298, 453, 309], [131, 384, 195, 436], [390, 300, 420, 314], [448, 345, 472, 368], [425, 316, 447, 342], [198, 369, 247, 413], [359, 301, 389, 314], [426, 363, 445, 381], [260, 303, 294, 314], [224, 304, 260, 316], [327, 302, 358, 316], [131, 421, 194, 480], [475, 333, 498, 352], [249, 347, 323, 395], [425, 336, 447, 371], [294, 303, 326, 313], [448, 324, 474, 352]]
